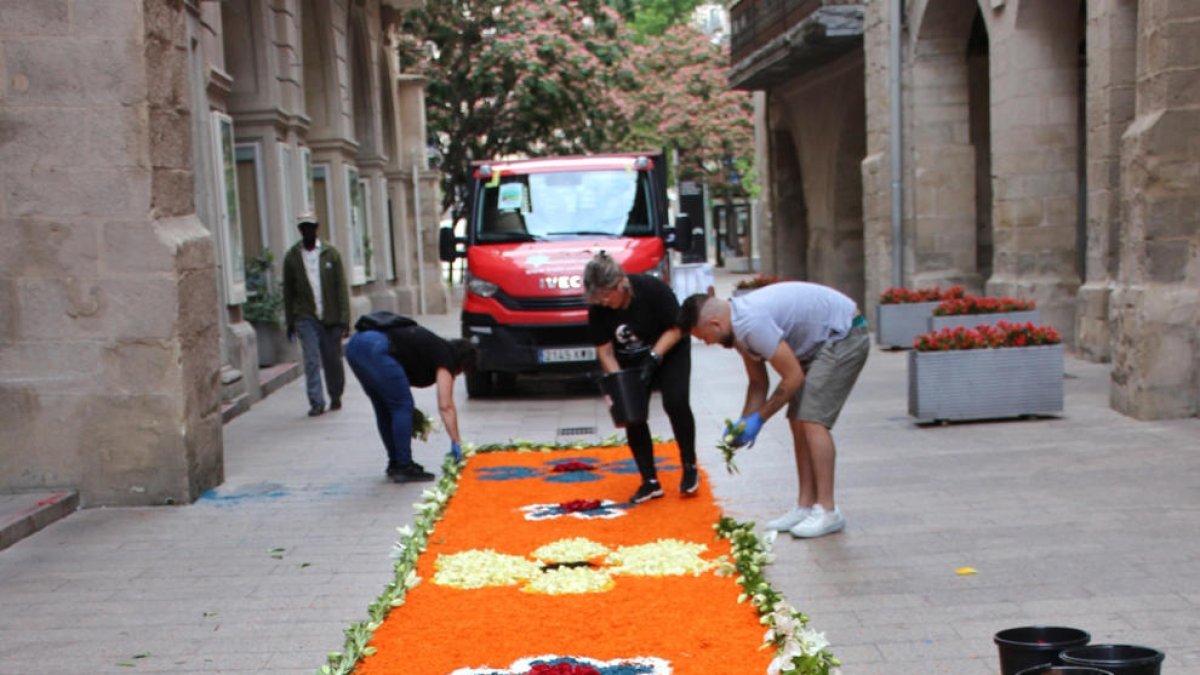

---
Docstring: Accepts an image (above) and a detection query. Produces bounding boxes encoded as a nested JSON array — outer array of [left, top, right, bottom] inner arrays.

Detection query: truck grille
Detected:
[[495, 291, 587, 311]]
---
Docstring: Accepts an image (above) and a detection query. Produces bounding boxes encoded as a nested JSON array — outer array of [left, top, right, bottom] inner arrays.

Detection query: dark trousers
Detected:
[[624, 341, 697, 483], [296, 317, 345, 408], [345, 331, 414, 466]]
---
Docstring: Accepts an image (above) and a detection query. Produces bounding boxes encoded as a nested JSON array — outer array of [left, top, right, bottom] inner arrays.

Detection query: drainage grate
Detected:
[[557, 426, 596, 437]]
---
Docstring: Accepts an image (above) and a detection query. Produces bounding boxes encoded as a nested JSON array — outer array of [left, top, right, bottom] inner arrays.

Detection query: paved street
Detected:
[[1, 270, 1198, 675]]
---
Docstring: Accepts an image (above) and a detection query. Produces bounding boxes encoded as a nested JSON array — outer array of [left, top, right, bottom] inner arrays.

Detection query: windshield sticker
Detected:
[[487, 168, 502, 188], [498, 183, 525, 212]]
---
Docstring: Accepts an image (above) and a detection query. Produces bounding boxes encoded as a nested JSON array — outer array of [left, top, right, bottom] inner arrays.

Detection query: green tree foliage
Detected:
[[618, 0, 708, 38]]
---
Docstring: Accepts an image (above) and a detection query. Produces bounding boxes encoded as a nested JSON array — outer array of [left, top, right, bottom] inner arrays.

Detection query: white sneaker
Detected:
[[789, 505, 845, 538], [765, 506, 812, 531]]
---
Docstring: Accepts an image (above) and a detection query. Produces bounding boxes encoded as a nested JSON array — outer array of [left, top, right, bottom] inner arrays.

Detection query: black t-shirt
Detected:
[[588, 274, 680, 366], [384, 325, 456, 387]]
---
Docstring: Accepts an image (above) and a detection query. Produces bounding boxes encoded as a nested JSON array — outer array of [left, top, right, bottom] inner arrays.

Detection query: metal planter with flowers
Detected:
[[926, 295, 1040, 333], [908, 322, 1064, 424], [875, 285, 965, 349]]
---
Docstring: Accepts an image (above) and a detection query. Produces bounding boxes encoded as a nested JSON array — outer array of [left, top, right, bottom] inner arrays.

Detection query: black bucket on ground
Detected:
[[1059, 644, 1165, 675], [1015, 666, 1114, 675], [601, 368, 649, 428], [995, 626, 1092, 675]]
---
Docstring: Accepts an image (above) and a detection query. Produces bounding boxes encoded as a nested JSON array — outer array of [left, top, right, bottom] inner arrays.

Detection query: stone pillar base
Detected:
[[1075, 281, 1114, 362], [1110, 284, 1200, 420]]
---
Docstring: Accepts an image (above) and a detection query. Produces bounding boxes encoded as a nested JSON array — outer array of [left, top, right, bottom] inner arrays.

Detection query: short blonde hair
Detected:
[[583, 251, 626, 303]]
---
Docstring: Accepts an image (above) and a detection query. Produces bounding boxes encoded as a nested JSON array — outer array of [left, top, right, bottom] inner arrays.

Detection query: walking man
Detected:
[[283, 215, 350, 417], [679, 283, 869, 538]]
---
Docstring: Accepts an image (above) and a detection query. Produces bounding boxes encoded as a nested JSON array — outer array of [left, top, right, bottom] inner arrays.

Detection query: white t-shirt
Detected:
[[301, 241, 324, 318], [731, 282, 857, 362]]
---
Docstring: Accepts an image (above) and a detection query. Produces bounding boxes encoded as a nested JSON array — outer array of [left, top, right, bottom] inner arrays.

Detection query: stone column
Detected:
[[986, 3, 1084, 342], [860, 0, 892, 319], [1077, 0, 1138, 362], [906, 1, 981, 291], [0, 0, 223, 506], [1111, 0, 1200, 419], [396, 74, 449, 315]]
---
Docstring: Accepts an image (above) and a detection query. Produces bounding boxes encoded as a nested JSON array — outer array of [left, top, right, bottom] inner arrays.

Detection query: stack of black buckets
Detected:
[[993, 626, 1166, 675]]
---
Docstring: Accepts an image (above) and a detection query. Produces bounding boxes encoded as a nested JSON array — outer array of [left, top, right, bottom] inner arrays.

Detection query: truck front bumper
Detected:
[[462, 312, 599, 375]]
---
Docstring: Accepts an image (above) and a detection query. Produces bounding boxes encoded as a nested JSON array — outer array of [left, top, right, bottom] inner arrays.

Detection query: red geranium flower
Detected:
[[558, 499, 603, 512], [551, 461, 596, 473]]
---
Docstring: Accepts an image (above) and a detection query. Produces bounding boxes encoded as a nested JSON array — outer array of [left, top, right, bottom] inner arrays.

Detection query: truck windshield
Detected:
[[474, 169, 654, 242]]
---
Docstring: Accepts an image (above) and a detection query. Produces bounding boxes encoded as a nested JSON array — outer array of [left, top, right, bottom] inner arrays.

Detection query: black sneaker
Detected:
[[629, 480, 664, 504], [680, 465, 700, 496], [385, 460, 400, 477], [391, 463, 436, 483], [329, 398, 342, 411], [307, 404, 324, 417]]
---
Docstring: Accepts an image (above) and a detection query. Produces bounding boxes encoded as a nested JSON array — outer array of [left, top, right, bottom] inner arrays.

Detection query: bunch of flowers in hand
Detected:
[[735, 274, 787, 291], [717, 418, 746, 474], [878, 285, 964, 304], [933, 294, 1036, 316], [411, 407, 438, 441], [914, 321, 1062, 351]]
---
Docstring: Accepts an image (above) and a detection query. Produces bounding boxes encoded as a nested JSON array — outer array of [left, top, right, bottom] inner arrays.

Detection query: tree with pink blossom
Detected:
[[396, 1, 634, 221]]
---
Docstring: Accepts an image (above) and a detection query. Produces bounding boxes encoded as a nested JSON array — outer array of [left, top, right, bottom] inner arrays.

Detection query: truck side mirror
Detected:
[[668, 214, 693, 253], [438, 226, 462, 262]]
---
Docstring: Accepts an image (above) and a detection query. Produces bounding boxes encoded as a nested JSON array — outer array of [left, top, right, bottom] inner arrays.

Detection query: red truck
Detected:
[[438, 152, 690, 397]]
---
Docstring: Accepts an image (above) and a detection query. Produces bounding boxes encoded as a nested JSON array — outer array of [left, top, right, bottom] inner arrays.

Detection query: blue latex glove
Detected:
[[450, 441, 463, 461], [733, 412, 764, 448]]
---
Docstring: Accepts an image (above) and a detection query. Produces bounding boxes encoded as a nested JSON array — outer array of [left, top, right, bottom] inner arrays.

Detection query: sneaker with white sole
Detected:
[[765, 506, 812, 531], [789, 505, 845, 538], [629, 480, 665, 504]]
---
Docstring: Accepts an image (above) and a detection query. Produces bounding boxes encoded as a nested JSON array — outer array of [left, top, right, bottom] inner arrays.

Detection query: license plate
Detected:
[[538, 346, 596, 363]]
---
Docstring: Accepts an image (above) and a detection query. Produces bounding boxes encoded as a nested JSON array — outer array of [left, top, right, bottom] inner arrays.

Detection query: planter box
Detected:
[[876, 301, 941, 349], [927, 309, 1040, 333], [252, 321, 298, 367], [908, 344, 1064, 423]]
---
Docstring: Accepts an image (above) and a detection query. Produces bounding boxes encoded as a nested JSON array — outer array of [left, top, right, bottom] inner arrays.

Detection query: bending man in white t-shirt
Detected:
[[679, 282, 870, 538]]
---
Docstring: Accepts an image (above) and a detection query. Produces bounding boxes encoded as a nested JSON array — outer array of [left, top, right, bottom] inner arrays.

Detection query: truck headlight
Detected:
[[644, 257, 668, 280], [466, 273, 499, 298]]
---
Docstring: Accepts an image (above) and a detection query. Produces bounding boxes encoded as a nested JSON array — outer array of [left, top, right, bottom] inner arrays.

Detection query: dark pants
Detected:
[[296, 317, 345, 408], [345, 331, 414, 466], [624, 341, 696, 483]]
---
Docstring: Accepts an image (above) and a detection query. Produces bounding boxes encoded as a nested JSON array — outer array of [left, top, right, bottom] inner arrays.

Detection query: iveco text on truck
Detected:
[[439, 153, 690, 397]]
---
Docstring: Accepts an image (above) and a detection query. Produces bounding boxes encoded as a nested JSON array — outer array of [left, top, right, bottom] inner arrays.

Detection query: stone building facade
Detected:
[[0, 0, 445, 506], [731, 0, 1198, 420]]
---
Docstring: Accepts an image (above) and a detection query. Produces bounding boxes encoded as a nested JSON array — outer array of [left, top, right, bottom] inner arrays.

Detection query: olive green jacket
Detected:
[[282, 240, 351, 331]]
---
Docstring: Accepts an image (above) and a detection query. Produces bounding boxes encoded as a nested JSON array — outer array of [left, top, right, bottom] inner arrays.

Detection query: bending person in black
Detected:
[[584, 251, 698, 503], [345, 314, 475, 482]]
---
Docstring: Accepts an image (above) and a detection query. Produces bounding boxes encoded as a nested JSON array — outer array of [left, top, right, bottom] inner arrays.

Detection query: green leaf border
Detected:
[[319, 437, 838, 675]]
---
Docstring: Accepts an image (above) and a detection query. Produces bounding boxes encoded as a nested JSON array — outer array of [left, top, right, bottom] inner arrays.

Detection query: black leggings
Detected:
[[624, 341, 696, 483]]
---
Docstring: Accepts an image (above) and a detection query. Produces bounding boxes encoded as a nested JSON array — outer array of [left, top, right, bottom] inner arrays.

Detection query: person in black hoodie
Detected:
[[345, 313, 475, 482], [584, 251, 698, 503]]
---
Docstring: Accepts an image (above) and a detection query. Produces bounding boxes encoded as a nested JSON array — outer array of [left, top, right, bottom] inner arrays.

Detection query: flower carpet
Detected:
[[324, 439, 837, 675]]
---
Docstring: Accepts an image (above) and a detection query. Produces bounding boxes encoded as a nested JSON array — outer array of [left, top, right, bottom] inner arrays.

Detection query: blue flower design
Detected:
[[473, 456, 679, 484]]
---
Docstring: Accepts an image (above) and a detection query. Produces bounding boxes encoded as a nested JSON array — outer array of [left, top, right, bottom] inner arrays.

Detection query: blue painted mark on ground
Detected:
[[199, 482, 290, 505]]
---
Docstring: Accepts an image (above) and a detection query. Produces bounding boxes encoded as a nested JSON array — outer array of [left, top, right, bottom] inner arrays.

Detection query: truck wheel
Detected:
[[466, 371, 494, 398]]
